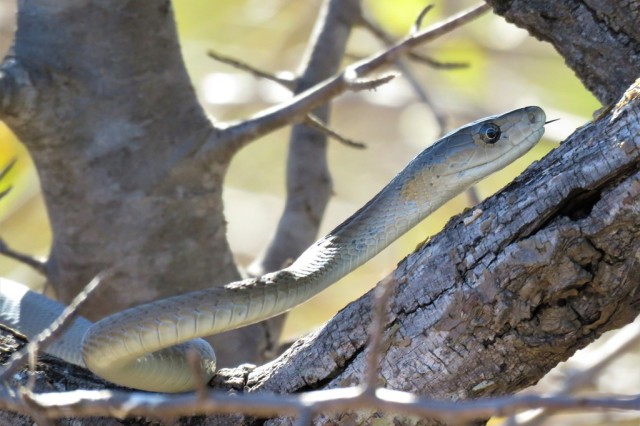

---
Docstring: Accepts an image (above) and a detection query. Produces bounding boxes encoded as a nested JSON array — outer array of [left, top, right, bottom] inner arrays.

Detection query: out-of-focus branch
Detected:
[[207, 49, 367, 150], [207, 49, 297, 90], [0, 239, 46, 275], [504, 319, 640, 426], [0, 158, 47, 273], [361, 6, 468, 71], [205, 2, 490, 158], [304, 114, 366, 149], [364, 276, 395, 393], [0, 159, 13, 200], [1, 384, 638, 423], [357, 6, 465, 135]]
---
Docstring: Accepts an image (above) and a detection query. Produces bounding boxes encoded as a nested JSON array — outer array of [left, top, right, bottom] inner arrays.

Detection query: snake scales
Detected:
[[0, 107, 546, 392]]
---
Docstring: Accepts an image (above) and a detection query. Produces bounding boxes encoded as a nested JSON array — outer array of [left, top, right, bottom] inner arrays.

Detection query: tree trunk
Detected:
[[0, 0, 360, 367], [1, 0, 639, 425]]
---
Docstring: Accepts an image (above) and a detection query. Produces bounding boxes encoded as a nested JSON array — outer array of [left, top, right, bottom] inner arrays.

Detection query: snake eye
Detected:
[[479, 123, 501, 144]]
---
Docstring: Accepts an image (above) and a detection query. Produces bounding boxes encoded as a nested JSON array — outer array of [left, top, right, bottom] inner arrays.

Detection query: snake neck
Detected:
[[284, 167, 450, 304]]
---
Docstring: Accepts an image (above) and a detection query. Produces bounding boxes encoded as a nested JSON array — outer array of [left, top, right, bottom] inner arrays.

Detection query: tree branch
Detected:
[[303, 114, 366, 149], [206, 49, 297, 90], [486, 0, 640, 104], [0, 239, 46, 275], [204, 2, 491, 157], [0, 383, 637, 423]]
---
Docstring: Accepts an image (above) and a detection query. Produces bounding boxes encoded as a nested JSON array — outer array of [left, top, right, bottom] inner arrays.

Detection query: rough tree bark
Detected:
[[487, 0, 640, 105], [0, 0, 639, 425]]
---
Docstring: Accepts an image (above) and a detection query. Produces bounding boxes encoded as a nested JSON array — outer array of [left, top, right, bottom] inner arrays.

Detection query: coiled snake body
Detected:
[[0, 107, 547, 392]]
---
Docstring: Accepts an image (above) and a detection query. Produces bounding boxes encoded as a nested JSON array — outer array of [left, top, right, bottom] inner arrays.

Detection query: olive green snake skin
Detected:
[[0, 107, 547, 392]]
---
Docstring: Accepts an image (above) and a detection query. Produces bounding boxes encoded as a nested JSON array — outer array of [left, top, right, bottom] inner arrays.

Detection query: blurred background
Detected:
[[0, 1, 636, 425]]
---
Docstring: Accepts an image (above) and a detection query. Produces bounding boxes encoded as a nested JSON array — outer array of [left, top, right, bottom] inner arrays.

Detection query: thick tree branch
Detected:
[[487, 0, 640, 105]]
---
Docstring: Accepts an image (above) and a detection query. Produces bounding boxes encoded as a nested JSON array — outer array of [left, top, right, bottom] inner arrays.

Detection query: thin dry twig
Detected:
[[207, 49, 297, 90], [205, 2, 491, 156], [207, 49, 364, 151], [187, 350, 208, 400], [412, 4, 434, 34], [0, 158, 15, 203], [0, 239, 46, 275], [304, 114, 366, 149], [360, 8, 468, 70], [358, 8, 459, 134], [395, 58, 448, 135], [365, 276, 395, 393], [0, 273, 107, 383], [344, 71, 398, 91], [1, 385, 639, 422], [345, 50, 468, 70]]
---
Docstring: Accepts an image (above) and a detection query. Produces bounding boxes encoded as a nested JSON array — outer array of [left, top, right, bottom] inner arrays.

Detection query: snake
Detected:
[[0, 106, 546, 393]]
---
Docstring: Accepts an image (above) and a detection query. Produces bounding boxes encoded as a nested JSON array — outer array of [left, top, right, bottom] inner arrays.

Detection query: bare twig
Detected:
[[0, 273, 107, 382], [395, 58, 448, 135], [406, 51, 468, 70], [187, 350, 208, 400], [364, 276, 395, 394], [1, 385, 639, 422], [359, 8, 468, 70], [0, 238, 46, 275], [207, 50, 369, 152], [0, 158, 16, 200], [358, 9, 456, 134], [0, 158, 16, 181], [207, 47, 365, 153], [344, 71, 398, 91], [207, 49, 297, 90], [206, 2, 491, 157], [412, 4, 434, 34], [345, 50, 468, 70], [304, 114, 366, 149]]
